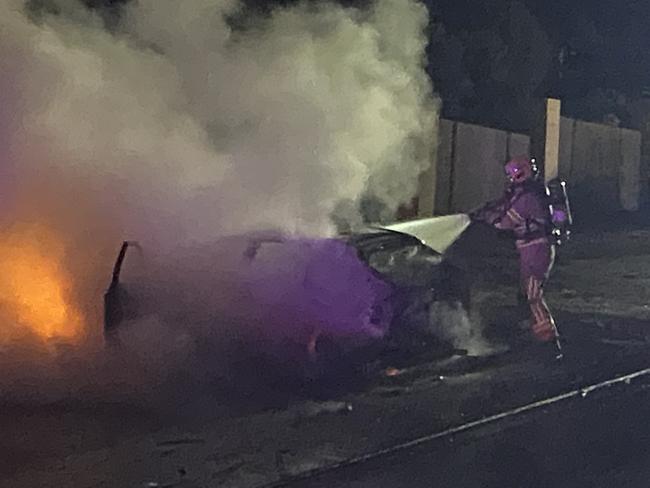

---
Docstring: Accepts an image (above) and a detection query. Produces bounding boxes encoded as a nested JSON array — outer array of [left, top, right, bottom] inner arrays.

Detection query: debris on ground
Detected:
[[384, 367, 403, 377], [294, 401, 353, 418]]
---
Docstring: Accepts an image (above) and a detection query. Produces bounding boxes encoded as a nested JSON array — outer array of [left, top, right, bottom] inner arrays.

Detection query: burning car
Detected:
[[103, 216, 471, 378]]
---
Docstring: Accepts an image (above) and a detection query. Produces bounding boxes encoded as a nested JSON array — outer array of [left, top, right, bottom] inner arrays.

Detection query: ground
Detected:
[[3, 223, 650, 488]]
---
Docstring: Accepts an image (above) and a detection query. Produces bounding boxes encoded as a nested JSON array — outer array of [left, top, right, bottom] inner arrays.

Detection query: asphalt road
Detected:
[[286, 368, 650, 488]]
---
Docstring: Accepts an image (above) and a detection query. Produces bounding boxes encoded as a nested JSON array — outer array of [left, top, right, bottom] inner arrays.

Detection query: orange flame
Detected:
[[0, 223, 84, 343]]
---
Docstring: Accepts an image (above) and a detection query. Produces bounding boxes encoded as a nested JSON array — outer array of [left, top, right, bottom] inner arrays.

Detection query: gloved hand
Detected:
[[468, 206, 486, 222], [470, 206, 496, 223]]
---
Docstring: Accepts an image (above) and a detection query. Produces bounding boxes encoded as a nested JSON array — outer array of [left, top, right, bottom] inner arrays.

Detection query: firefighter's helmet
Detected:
[[504, 156, 538, 184]]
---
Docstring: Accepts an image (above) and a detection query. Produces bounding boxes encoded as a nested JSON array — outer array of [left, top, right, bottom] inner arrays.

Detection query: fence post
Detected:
[[530, 98, 561, 183], [416, 98, 442, 218]]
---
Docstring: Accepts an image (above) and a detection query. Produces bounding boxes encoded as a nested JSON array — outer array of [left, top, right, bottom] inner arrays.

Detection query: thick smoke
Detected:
[[0, 0, 438, 399], [4, 0, 436, 317], [5, 0, 437, 244]]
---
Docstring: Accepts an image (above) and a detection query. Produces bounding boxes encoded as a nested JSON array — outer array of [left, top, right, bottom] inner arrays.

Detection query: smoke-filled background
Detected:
[[0, 0, 438, 398]]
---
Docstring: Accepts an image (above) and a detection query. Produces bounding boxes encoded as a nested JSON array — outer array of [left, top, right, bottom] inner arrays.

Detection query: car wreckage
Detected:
[[103, 215, 472, 377]]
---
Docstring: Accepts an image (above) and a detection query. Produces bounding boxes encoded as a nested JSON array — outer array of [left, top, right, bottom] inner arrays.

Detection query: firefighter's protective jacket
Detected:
[[472, 180, 550, 249]]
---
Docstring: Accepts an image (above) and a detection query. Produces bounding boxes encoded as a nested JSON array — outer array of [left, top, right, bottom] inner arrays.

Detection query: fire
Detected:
[[0, 223, 84, 343]]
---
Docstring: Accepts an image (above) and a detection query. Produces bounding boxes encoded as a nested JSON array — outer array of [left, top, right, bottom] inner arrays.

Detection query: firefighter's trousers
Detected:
[[517, 239, 559, 342]]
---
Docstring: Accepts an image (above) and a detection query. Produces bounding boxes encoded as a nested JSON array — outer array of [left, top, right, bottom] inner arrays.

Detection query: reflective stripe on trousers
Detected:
[[519, 242, 558, 342], [526, 275, 558, 342]]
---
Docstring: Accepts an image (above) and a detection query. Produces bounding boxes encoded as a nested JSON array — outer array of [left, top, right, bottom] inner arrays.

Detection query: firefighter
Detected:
[[470, 156, 561, 353]]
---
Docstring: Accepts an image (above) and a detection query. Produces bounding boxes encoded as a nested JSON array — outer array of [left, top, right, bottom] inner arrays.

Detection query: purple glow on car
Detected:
[[123, 232, 395, 354], [241, 237, 394, 344]]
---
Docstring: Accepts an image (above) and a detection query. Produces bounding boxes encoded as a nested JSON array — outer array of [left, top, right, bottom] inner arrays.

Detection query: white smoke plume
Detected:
[[0, 0, 438, 398], [428, 301, 493, 357], [3, 0, 436, 317], [5, 0, 437, 243]]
